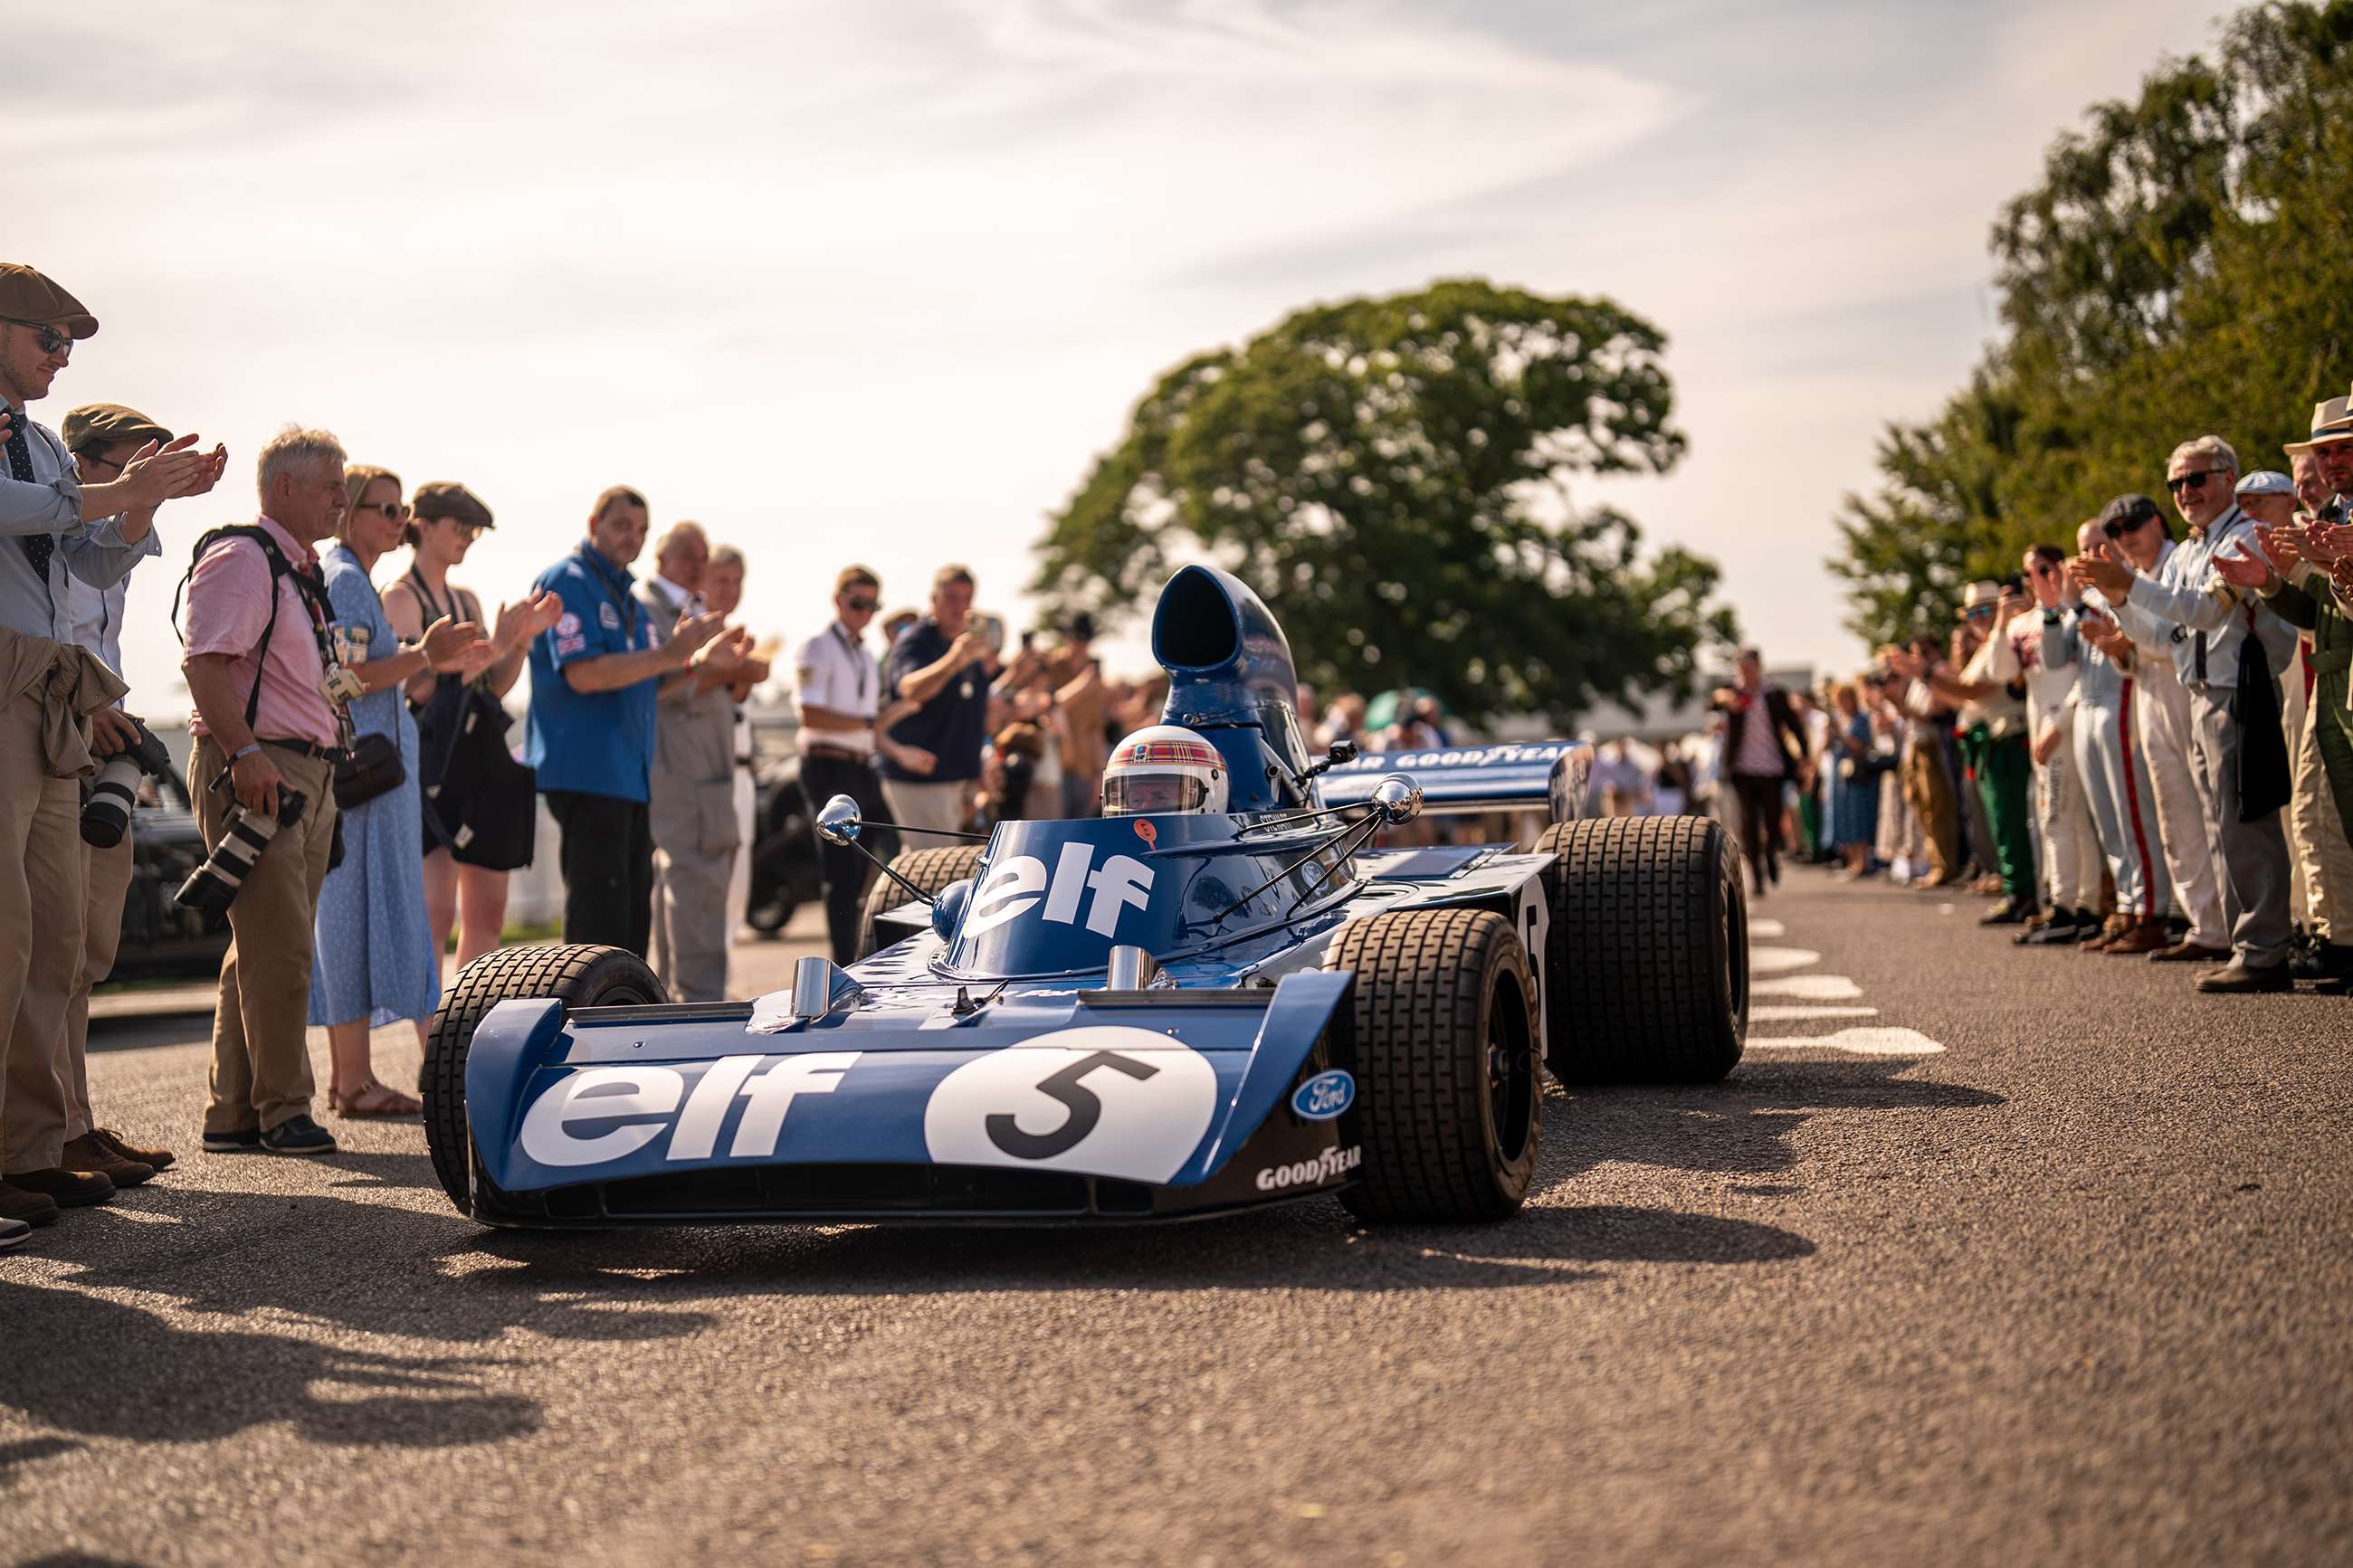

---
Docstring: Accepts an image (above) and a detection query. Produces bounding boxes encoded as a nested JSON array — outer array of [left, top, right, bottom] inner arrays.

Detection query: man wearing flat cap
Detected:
[[43, 404, 216, 1193], [0, 264, 220, 1234]]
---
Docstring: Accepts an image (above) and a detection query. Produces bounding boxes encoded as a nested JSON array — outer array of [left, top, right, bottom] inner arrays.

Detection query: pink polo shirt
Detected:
[[183, 514, 340, 748]]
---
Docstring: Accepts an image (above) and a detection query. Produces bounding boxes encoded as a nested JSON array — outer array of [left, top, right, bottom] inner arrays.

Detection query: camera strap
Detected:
[[172, 525, 341, 732]]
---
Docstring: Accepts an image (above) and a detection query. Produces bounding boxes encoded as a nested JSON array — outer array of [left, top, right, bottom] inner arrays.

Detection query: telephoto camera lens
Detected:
[[81, 717, 176, 850], [176, 786, 308, 917]]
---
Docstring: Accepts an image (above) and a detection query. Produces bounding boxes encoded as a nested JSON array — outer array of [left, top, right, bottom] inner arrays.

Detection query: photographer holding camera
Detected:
[[179, 428, 362, 1157], [2, 268, 220, 1238], [52, 404, 227, 1194]]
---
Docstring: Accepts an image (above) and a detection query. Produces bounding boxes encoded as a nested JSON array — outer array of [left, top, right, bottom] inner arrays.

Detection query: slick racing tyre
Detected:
[[856, 844, 987, 959], [1537, 815, 1747, 1084], [422, 943, 665, 1217], [1321, 908, 1539, 1224]]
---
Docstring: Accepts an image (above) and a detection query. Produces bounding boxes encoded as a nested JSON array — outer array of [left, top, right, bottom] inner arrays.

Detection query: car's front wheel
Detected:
[[1321, 908, 1539, 1223], [421, 943, 664, 1218]]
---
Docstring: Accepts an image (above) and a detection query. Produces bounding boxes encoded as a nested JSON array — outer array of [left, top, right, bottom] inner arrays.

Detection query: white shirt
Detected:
[[1730, 688, 1786, 777], [649, 574, 701, 617], [794, 619, 878, 755]]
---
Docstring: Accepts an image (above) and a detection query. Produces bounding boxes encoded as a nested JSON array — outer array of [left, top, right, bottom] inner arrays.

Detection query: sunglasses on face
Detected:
[[5, 318, 71, 357], [2167, 470, 2219, 493], [357, 500, 411, 521], [2103, 513, 2156, 537], [843, 595, 878, 611]]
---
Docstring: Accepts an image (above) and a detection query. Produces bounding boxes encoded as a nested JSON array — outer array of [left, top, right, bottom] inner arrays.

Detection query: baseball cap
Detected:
[[61, 403, 168, 456], [0, 264, 99, 340], [2234, 470, 2295, 499], [410, 480, 494, 528]]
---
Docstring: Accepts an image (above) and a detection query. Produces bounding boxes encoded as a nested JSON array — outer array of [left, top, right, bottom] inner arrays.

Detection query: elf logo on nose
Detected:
[[963, 844, 1157, 941]]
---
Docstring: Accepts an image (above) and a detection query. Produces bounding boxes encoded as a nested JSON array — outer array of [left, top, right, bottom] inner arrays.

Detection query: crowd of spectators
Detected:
[[1713, 407, 2353, 1003], [0, 261, 795, 1249]]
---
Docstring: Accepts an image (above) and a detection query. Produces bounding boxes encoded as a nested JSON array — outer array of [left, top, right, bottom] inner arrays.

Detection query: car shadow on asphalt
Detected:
[[1543, 1055, 2006, 1184]]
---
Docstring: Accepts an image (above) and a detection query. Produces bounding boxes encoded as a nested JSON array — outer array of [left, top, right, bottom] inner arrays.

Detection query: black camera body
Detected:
[[175, 786, 308, 917], [81, 716, 175, 850]]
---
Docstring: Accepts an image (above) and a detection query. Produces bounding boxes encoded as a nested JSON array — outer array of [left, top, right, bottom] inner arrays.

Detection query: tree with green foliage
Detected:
[[1031, 279, 1735, 729], [1832, 0, 2353, 645]]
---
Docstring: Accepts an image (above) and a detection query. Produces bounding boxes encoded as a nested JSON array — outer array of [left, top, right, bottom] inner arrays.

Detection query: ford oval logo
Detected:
[[1291, 1069, 1354, 1121]]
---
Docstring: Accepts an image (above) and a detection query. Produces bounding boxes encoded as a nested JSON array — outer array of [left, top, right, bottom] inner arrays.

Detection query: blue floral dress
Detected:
[[309, 543, 441, 1027]]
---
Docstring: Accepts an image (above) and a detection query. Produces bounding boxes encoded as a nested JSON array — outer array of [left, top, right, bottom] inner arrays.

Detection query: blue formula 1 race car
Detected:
[[421, 565, 1749, 1229]]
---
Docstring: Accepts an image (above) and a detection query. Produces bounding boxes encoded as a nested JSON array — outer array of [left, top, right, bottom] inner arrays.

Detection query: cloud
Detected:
[[13, 0, 2236, 716]]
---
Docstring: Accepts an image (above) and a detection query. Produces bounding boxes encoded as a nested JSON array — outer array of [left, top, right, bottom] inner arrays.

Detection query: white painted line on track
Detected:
[[1749, 918, 1786, 938], [1752, 1004, 1879, 1022], [1750, 946, 1822, 974], [1754, 974, 1864, 1000], [1748, 1027, 1946, 1057]]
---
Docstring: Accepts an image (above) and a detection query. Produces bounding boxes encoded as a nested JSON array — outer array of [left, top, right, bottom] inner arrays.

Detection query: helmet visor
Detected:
[[1103, 774, 1208, 815]]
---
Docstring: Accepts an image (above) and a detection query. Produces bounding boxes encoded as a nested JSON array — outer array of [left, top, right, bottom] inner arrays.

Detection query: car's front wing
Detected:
[[461, 972, 1360, 1226]]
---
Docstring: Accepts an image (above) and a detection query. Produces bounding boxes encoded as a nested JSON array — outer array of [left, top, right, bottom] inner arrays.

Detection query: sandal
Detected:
[[330, 1079, 423, 1118]]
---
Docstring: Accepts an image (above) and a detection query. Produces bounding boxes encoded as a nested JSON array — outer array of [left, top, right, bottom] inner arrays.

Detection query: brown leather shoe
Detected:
[[62, 1133, 155, 1188], [0, 1181, 62, 1228], [2104, 917, 2169, 955], [6, 1167, 114, 1207], [89, 1126, 175, 1173], [2080, 916, 2129, 953], [2151, 941, 2232, 965]]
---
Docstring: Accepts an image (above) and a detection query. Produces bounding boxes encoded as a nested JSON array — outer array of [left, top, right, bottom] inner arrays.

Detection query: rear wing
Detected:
[[1318, 740, 1591, 821]]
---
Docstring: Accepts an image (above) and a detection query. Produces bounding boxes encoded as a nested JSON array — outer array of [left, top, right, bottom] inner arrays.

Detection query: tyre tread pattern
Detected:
[[1538, 815, 1745, 1084], [856, 844, 989, 958], [421, 943, 662, 1214], [1321, 907, 1534, 1224]]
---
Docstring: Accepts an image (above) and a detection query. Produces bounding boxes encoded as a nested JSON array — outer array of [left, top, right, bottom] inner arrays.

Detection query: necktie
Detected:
[[5, 410, 53, 589]]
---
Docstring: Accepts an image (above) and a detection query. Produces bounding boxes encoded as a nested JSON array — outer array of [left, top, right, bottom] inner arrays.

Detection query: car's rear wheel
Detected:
[[1321, 908, 1539, 1223], [855, 844, 987, 959], [1537, 815, 1747, 1083], [422, 943, 664, 1217]]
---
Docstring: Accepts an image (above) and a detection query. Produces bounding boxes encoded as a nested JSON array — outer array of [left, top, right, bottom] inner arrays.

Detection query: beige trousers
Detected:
[[1, 680, 87, 1174], [651, 839, 737, 1003], [881, 777, 974, 841], [2291, 671, 2353, 943], [2131, 658, 2230, 950], [57, 833, 137, 1140], [192, 735, 339, 1135]]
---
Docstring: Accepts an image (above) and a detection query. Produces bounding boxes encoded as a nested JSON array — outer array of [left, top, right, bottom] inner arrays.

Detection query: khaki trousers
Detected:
[[57, 833, 136, 1142], [1900, 739, 1958, 885], [881, 777, 975, 840], [2291, 675, 2353, 943], [1, 680, 87, 1174], [650, 800, 738, 1005], [191, 735, 338, 1135]]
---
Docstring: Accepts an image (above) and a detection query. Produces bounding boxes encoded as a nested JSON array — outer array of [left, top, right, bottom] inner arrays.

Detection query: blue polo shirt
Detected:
[[526, 542, 659, 803]]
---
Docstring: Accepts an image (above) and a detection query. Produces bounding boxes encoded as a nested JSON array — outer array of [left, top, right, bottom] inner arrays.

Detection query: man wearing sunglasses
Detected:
[[0, 266, 221, 1237], [795, 565, 899, 964], [2072, 436, 2299, 993]]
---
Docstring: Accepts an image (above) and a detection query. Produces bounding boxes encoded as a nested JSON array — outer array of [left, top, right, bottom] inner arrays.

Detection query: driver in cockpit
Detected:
[[1100, 725, 1229, 815]]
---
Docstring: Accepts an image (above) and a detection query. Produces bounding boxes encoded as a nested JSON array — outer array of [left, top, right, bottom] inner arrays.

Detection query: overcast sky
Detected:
[[16, 0, 2226, 716]]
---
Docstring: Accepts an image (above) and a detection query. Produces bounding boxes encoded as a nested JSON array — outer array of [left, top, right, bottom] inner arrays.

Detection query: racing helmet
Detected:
[[1101, 725, 1228, 816]]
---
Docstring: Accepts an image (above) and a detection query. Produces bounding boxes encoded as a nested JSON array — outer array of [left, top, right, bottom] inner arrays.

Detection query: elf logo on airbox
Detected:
[[962, 843, 1157, 941], [518, 1052, 861, 1168]]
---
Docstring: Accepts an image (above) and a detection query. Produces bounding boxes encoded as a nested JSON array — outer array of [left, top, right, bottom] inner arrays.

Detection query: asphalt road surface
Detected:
[[5, 872, 2350, 1566]]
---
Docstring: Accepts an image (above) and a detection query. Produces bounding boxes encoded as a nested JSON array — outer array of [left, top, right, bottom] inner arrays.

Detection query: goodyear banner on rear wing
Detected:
[[1319, 740, 1590, 820]]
